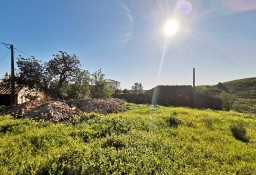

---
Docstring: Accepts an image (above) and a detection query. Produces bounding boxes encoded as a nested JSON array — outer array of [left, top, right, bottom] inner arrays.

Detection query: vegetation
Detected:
[[131, 82, 143, 94], [196, 77, 256, 113], [230, 122, 249, 143], [16, 52, 111, 100], [90, 69, 113, 99], [219, 92, 235, 111], [1, 103, 256, 174]]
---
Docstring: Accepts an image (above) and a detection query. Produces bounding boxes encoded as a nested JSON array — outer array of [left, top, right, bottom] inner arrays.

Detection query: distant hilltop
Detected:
[[196, 77, 256, 99], [196, 77, 256, 114]]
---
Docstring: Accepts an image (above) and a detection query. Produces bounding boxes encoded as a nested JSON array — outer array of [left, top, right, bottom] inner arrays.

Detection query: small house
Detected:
[[0, 85, 46, 106]]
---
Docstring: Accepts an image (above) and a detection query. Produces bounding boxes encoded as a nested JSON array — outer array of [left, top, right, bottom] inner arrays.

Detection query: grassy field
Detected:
[[1, 103, 256, 174]]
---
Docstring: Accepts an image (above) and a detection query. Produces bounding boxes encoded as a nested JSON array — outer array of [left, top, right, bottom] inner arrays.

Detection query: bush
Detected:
[[169, 116, 182, 128], [230, 123, 249, 142]]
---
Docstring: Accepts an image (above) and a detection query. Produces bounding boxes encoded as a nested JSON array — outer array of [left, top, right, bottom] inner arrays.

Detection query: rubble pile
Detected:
[[68, 98, 126, 114], [1, 100, 44, 116], [1, 98, 125, 122], [26, 101, 82, 122]]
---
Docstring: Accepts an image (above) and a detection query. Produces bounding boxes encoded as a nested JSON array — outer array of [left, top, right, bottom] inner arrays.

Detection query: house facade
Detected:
[[0, 85, 46, 106], [105, 79, 120, 90]]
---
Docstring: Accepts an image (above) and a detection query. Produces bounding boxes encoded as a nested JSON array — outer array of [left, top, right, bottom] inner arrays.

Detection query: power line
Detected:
[[14, 47, 32, 57], [0, 50, 10, 64], [1, 42, 33, 58]]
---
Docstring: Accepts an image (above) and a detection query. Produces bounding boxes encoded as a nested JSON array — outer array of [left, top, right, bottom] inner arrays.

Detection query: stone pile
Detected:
[[26, 101, 82, 122], [68, 98, 126, 114], [1, 98, 125, 122]]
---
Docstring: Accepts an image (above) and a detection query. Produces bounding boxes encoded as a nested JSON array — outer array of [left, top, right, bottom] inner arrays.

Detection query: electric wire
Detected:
[[14, 47, 32, 58], [0, 50, 10, 64]]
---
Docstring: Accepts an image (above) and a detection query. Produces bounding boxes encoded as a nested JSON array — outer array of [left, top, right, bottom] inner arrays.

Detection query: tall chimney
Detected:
[[193, 68, 195, 89]]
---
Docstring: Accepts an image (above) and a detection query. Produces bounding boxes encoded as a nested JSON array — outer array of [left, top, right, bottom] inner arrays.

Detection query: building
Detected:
[[105, 79, 120, 90], [0, 85, 46, 106]]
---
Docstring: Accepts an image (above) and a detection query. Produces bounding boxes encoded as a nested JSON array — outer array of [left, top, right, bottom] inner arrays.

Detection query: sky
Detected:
[[0, 0, 256, 90]]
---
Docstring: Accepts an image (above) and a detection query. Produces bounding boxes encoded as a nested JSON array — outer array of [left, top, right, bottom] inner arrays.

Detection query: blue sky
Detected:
[[0, 0, 256, 89]]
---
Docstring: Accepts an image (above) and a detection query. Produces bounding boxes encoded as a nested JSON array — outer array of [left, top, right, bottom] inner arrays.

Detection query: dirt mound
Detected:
[[1, 100, 44, 116], [26, 101, 82, 122], [68, 98, 126, 114], [1, 100, 82, 122], [1, 98, 125, 122]]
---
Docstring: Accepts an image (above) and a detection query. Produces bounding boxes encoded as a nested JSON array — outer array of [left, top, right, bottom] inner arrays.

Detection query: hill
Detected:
[[1, 103, 256, 174], [196, 77, 256, 113]]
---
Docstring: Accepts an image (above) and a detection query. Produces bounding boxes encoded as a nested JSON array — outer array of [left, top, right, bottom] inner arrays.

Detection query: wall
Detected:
[[114, 85, 222, 110]]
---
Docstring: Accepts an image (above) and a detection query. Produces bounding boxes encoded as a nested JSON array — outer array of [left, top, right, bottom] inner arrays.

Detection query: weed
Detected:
[[169, 116, 182, 128], [230, 122, 249, 142]]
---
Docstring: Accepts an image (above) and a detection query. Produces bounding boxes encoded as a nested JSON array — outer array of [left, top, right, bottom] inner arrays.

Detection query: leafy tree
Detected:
[[61, 70, 90, 100], [132, 82, 143, 94], [90, 69, 113, 98], [16, 57, 44, 89], [16, 52, 90, 100]]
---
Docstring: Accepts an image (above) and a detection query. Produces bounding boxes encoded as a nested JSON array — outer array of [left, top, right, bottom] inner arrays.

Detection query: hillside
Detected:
[[1, 103, 256, 174], [196, 77, 256, 113]]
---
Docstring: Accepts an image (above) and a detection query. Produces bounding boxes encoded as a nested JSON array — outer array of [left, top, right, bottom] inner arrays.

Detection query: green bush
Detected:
[[169, 116, 181, 128], [230, 123, 249, 142]]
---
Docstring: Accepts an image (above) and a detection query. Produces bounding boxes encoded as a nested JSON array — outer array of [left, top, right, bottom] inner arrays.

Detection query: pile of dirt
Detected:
[[1, 100, 82, 122], [1, 100, 44, 116], [68, 98, 126, 114], [1, 98, 125, 122], [26, 101, 82, 122]]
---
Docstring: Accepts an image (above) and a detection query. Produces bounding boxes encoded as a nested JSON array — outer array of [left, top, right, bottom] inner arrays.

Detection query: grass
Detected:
[[0, 103, 256, 174], [196, 77, 256, 114]]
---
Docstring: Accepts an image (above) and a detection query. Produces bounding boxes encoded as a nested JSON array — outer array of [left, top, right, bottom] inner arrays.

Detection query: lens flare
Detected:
[[163, 19, 180, 37], [177, 0, 193, 14]]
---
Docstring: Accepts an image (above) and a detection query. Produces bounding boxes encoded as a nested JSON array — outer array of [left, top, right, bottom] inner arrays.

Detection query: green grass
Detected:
[[196, 77, 256, 113], [1, 103, 256, 174]]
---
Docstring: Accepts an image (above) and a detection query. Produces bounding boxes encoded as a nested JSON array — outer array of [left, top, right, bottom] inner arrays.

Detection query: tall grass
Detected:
[[0, 104, 256, 174]]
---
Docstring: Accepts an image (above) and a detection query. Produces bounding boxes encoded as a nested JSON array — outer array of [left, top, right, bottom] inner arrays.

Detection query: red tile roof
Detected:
[[0, 85, 23, 95]]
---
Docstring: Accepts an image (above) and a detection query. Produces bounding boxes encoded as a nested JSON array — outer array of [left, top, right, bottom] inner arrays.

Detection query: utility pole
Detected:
[[2, 43, 16, 105], [10, 45, 15, 106], [193, 68, 195, 89]]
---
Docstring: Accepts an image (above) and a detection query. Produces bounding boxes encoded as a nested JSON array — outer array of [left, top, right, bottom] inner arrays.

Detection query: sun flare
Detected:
[[163, 19, 180, 37]]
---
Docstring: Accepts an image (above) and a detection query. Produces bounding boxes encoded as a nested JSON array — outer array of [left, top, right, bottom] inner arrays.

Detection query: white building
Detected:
[[105, 79, 120, 90]]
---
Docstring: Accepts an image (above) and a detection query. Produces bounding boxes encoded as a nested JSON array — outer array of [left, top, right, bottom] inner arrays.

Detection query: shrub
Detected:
[[230, 123, 249, 142], [169, 116, 182, 128]]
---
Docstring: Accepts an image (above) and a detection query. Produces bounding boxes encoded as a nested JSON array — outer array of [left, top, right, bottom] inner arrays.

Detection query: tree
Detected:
[[16, 57, 44, 89], [90, 69, 113, 99], [132, 82, 143, 94], [61, 70, 90, 100], [45, 52, 82, 99], [16, 52, 90, 100]]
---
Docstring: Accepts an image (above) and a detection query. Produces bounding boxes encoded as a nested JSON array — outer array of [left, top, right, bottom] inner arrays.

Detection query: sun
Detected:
[[163, 19, 180, 37]]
